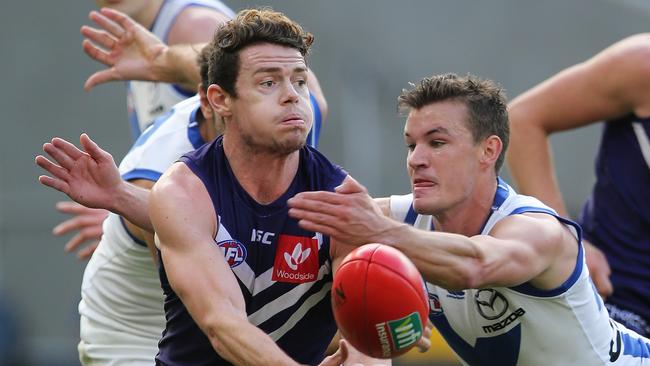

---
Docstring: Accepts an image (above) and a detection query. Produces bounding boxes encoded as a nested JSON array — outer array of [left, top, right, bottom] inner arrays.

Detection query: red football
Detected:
[[331, 243, 429, 359]]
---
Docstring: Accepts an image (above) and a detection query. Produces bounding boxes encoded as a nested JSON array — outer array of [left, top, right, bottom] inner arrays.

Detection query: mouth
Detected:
[[281, 114, 306, 127], [412, 178, 436, 187]]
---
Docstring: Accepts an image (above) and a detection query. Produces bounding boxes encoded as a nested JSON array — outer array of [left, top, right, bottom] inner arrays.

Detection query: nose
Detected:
[[407, 144, 428, 170], [281, 81, 300, 105]]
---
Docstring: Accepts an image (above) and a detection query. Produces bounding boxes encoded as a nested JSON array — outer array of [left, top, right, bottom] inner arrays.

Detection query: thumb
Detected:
[[319, 339, 349, 366], [335, 175, 365, 194]]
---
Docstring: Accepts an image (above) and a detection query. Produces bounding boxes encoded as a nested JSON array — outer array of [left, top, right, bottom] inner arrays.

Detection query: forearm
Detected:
[[110, 181, 154, 232], [507, 121, 569, 217], [203, 316, 300, 365], [152, 43, 205, 89], [381, 222, 483, 290]]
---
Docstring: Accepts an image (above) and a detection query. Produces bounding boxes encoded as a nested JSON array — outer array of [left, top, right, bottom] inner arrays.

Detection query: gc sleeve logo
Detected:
[[273, 234, 319, 283]]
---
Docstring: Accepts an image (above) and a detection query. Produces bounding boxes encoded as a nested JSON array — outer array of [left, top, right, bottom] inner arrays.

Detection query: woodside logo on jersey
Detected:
[[272, 234, 319, 283]]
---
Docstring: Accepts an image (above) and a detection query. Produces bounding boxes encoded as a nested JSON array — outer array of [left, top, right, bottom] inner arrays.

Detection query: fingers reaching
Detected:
[[80, 25, 117, 51], [99, 7, 137, 33], [52, 137, 85, 161], [335, 175, 366, 194], [53, 211, 108, 236], [43, 141, 76, 170], [80, 133, 111, 163], [35, 155, 70, 182], [89, 9, 125, 39], [77, 242, 100, 260]]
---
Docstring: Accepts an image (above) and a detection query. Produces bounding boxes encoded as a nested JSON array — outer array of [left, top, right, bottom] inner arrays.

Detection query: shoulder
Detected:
[[592, 34, 650, 116], [167, 5, 231, 45], [151, 162, 213, 217], [152, 162, 202, 200]]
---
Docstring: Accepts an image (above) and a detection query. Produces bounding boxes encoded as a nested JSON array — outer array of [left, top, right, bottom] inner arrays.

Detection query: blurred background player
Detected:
[[54, 0, 234, 260], [37, 47, 222, 365], [507, 34, 650, 336]]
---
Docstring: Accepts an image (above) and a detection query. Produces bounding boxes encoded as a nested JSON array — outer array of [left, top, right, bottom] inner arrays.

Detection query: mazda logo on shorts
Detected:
[[475, 289, 509, 320]]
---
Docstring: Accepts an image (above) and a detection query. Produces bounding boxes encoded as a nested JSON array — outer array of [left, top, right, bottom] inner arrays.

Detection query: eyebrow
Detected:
[[253, 66, 308, 75], [404, 127, 451, 138]]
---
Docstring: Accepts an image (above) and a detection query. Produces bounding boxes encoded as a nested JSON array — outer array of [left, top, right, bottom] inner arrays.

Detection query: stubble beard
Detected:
[[240, 128, 306, 156]]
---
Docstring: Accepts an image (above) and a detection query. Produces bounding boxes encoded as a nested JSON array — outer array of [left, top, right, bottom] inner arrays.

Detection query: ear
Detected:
[[198, 84, 214, 122], [480, 135, 503, 168], [207, 84, 233, 119]]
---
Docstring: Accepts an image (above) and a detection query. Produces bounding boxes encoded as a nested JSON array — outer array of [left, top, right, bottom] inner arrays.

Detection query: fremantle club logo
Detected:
[[217, 240, 247, 268]]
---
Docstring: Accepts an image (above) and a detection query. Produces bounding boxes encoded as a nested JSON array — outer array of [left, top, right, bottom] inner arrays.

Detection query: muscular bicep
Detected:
[[150, 164, 247, 330], [509, 36, 650, 133], [473, 213, 577, 289]]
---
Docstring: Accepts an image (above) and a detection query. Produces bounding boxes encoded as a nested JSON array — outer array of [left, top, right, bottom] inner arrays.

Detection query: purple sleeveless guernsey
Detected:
[[579, 114, 650, 333], [155, 136, 347, 365]]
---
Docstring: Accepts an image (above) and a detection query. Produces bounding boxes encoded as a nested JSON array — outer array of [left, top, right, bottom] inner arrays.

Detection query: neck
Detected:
[[133, 0, 163, 29], [433, 175, 498, 236], [197, 113, 221, 143], [222, 135, 300, 205]]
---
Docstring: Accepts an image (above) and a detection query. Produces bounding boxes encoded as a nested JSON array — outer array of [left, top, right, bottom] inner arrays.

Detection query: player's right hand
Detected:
[[36, 133, 122, 213], [81, 7, 167, 91], [53, 201, 107, 260]]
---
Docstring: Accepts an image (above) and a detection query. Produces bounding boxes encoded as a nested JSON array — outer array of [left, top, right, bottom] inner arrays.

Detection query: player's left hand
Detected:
[[288, 176, 395, 246]]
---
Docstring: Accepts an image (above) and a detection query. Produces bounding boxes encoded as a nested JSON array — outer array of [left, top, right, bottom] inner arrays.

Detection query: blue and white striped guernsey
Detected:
[[389, 178, 650, 365], [155, 136, 347, 365]]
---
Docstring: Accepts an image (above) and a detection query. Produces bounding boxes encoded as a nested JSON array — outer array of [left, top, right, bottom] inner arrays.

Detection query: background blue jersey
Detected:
[[579, 115, 650, 324]]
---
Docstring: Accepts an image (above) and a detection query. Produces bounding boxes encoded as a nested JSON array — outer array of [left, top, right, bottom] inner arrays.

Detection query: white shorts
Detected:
[[78, 315, 158, 366]]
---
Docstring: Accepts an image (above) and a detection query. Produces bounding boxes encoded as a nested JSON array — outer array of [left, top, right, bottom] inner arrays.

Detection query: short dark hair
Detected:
[[205, 8, 314, 97], [398, 73, 509, 173], [198, 44, 211, 92]]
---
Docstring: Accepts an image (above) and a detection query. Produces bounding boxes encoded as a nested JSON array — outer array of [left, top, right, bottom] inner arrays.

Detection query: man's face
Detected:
[[227, 43, 312, 155], [404, 100, 482, 215]]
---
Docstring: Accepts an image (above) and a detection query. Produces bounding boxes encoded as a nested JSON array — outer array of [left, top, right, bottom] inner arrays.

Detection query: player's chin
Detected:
[[412, 198, 438, 215], [271, 134, 307, 155]]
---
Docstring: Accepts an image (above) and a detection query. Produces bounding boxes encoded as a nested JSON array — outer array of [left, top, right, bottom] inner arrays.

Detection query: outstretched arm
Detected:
[[290, 177, 577, 291], [506, 34, 650, 296], [507, 34, 650, 218], [36, 134, 153, 232]]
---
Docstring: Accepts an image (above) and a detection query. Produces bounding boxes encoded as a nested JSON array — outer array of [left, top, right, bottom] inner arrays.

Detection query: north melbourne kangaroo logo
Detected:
[[284, 242, 311, 270]]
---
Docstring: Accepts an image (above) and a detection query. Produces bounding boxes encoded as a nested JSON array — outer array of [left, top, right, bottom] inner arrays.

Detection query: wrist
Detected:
[[151, 44, 173, 83], [110, 180, 134, 215]]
